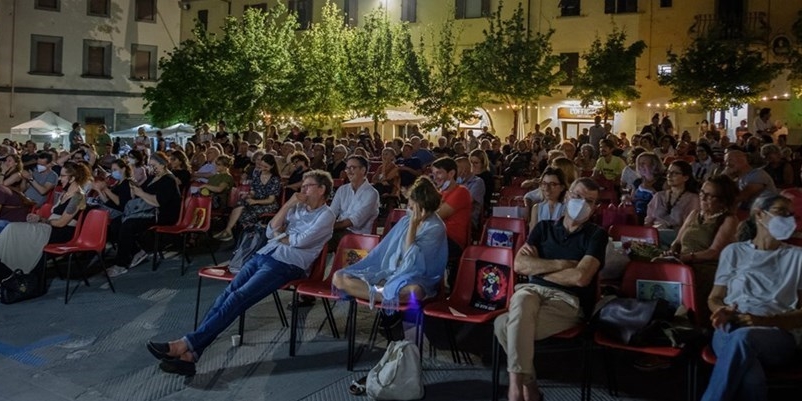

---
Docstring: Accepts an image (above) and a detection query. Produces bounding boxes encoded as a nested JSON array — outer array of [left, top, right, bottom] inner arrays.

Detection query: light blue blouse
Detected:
[[339, 213, 448, 308]]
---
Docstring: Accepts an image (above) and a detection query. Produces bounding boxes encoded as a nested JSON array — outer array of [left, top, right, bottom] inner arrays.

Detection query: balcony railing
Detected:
[[688, 12, 770, 43]]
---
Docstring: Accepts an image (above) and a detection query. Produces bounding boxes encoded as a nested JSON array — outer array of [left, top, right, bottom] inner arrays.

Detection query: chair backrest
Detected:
[[383, 208, 406, 237], [620, 260, 698, 324], [498, 186, 528, 200], [36, 202, 53, 219], [329, 233, 380, 281], [480, 216, 527, 250], [450, 245, 516, 309], [780, 188, 802, 232], [609, 224, 659, 245], [182, 195, 213, 231], [74, 209, 110, 251], [306, 243, 329, 282]]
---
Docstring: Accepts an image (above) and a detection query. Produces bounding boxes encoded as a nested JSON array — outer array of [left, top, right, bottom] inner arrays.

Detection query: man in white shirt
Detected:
[[191, 147, 220, 184], [328, 155, 380, 249]]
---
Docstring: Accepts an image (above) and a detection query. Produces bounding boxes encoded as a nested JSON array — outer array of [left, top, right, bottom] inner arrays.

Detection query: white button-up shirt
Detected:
[[330, 179, 380, 234]]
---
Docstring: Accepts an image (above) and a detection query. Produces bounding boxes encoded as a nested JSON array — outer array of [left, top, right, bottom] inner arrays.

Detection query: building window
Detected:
[[35, 0, 59, 11], [455, 0, 490, 20], [197, 10, 208, 31], [560, 0, 580, 17], [604, 0, 638, 14], [131, 44, 157, 81], [657, 63, 672, 77], [87, 0, 109, 16], [288, 0, 313, 30], [560, 52, 579, 85], [244, 3, 267, 12], [401, 0, 417, 22], [344, 0, 357, 26], [135, 0, 156, 22], [83, 40, 112, 78], [660, 0, 672, 7], [29, 35, 63, 75]]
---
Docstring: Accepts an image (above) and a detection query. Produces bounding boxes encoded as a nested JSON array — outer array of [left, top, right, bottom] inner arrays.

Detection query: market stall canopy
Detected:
[[109, 124, 162, 138], [342, 110, 426, 127], [162, 123, 195, 135], [10, 111, 73, 138]]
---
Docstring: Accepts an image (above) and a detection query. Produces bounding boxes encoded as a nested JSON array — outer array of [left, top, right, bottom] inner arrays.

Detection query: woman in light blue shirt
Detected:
[[333, 176, 448, 309]]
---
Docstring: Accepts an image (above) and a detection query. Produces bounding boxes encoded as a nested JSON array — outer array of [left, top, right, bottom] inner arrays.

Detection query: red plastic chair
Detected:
[[193, 244, 328, 349], [497, 186, 528, 207], [292, 234, 380, 355], [151, 195, 217, 275], [43, 209, 113, 304], [424, 246, 515, 362], [479, 216, 528, 250], [35, 202, 53, 220], [594, 260, 698, 401], [382, 208, 406, 238], [609, 224, 660, 245]]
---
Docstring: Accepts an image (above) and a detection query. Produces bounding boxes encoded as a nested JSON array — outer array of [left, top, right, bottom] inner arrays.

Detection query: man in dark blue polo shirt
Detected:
[[494, 177, 607, 401], [396, 143, 422, 188]]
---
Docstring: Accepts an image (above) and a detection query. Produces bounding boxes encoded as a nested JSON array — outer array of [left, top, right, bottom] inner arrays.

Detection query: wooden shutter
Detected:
[[455, 0, 466, 19], [481, 0, 490, 16], [87, 46, 105, 76], [134, 50, 151, 79], [36, 42, 55, 73]]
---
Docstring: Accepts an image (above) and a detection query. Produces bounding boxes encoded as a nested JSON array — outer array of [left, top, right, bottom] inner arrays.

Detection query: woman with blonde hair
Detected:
[[469, 149, 494, 215]]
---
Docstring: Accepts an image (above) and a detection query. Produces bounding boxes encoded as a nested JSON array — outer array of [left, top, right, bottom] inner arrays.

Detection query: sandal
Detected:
[[348, 376, 367, 396]]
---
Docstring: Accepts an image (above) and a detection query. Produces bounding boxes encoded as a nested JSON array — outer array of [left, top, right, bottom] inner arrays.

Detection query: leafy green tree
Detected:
[[789, 10, 802, 98], [344, 8, 414, 132], [658, 34, 783, 118], [407, 18, 480, 132], [144, 6, 298, 128], [462, 1, 564, 136], [567, 28, 646, 123], [292, 1, 351, 130]]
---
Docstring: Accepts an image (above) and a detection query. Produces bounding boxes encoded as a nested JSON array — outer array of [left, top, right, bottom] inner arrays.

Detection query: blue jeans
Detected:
[[184, 252, 305, 360], [701, 324, 796, 401]]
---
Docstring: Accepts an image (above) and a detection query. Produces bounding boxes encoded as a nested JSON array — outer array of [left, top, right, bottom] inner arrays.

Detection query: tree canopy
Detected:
[[462, 1, 564, 135], [658, 34, 783, 112], [567, 28, 646, 122], [407, 18, 479, 132]]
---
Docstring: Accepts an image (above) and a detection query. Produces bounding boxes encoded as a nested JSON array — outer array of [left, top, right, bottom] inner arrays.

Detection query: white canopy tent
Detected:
[[9, 111, 74, 149], [109, 124, 162, 138], [342, 110, 426, 138], [162, 123, 195, 147]]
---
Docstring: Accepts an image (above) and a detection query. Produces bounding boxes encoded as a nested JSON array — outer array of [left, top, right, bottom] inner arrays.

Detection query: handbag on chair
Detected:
[[366, 340, 424, 400]]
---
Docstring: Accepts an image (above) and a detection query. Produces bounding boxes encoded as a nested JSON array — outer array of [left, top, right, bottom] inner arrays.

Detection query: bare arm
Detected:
[[513, 244, 579, 276], [541, 254, 602, 288], [736, 183, 766, 206], [436, 201, 456, 220]]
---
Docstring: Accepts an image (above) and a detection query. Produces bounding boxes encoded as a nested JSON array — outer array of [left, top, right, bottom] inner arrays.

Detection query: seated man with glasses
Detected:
[[146, 170, 336, 376], [328, 155, 380, 250], [494, 177, 608, 401]]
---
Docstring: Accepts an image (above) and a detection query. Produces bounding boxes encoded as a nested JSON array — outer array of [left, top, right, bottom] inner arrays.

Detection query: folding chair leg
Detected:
[[238, 313, 245, 344], [272, 292, 288, 328], [194, 276, 203, 330], [98, 252, 114, 293], [491, 336, 501, 401], [346, 299, 357, 371], [152, 233, 160, 271], [206, 233, 217, 265], [290, 291, 299, 357], [368, 312, 382, 350], [180, 234, 188, 276], [444, 320, 460, 364], [322, 299, 339, 338], [687, 357, 697, 401], [416, 312, 424, 365], [64, 254, 77, 304], [602, 348, 618, 397]]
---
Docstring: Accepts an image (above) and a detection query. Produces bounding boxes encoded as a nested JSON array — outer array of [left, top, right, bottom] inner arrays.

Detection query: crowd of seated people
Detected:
[[2, 117, 802, 400]]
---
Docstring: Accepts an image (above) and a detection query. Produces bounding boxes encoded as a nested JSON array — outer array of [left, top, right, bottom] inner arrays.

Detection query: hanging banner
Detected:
[[557, 106, 614, 120]]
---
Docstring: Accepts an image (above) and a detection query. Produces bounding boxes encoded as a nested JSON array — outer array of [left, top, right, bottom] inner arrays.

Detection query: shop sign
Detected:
[[557, 106, 614, 120]]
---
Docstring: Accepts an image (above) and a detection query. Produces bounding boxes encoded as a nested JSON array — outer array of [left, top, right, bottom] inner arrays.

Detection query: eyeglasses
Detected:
[[540, 181, 563, 188], [345, 165, 363, 171], [666, 170, 684, 176], [698, 191, 720, 201], [59, 174, 71, 178], [300, 183, 320, 190], [768, 209, 794, 218], [567, 191, 599, 205]]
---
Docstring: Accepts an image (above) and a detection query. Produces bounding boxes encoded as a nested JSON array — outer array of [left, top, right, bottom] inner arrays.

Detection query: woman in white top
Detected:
[[528, 167, 566, 232], [702, 194, 802, 401]]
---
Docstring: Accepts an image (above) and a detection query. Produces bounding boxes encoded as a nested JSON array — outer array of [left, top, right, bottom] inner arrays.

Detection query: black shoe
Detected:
[[287, 295, 316, 309], [159, 358, 196, 376], [146, 341, 174, 361], [379, 312, 405, 342]]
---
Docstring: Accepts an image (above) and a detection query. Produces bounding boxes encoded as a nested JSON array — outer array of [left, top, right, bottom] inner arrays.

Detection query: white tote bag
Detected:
[[366, 340, 424, 400]]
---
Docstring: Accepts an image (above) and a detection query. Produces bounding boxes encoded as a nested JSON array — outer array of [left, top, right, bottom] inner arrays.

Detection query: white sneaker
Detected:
[[106, 265, 128, 278], [129, 250, 149, 268]]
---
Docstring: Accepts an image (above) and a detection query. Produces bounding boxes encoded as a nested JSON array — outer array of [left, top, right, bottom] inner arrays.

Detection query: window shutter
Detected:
[[481, 0, 490, 16], [604, 0, 615, 14], [455, 0, 465, 19], [36, 43, 55, 73]]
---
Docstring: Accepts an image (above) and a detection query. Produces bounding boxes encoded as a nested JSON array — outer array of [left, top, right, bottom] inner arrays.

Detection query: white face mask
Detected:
[[440, 180, 451, 191], [765, 213, 796, 241], [455, 177, 464, 185], [246, 151, 254, 158], [566, 198, 592, 223], [36, 165, 47, 172]]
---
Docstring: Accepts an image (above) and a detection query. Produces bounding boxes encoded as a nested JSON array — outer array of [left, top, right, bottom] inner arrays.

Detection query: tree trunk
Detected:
[[512, 109, 520, 139], [602, 100, 609, 124]]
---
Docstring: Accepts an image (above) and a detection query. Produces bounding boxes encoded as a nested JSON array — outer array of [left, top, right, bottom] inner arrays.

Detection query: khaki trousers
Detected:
[[493, 283, 583, 380]]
